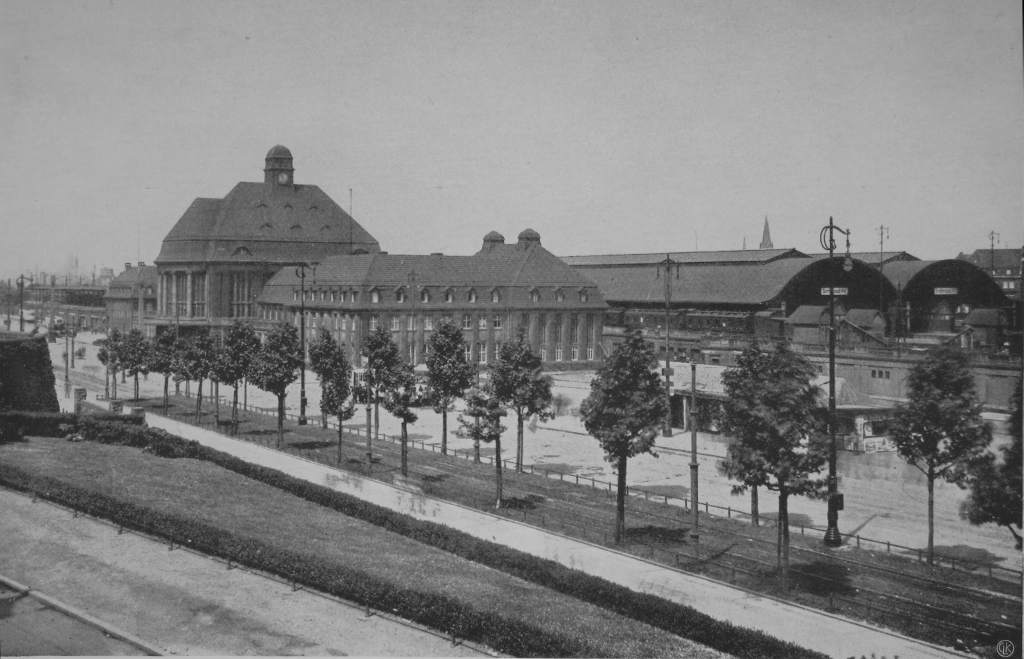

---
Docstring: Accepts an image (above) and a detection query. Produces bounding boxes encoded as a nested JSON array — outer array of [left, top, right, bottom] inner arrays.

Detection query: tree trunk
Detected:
[[231, 385, 239, 435], [441, 406, 448, 455], [779, 485, 790, 589], [134, 373, 139, 400], [400, 420, 408, 477], [516, 410, 524, 473], [104, 367, 110, 399], [337, 409, 344, 466], [373, 389, 380, 441], [494, 434, 503, 508], [213, 381, 220, 424], [111, 368, 117, 399], [276, 394, 285, 448], [162, 374, 169, 415], [751, 485, 759, 526], [615, 454, 627, 544], [194, 378, 203, 423], [927, 465, 935, 565], [365, 404, 373, 475]]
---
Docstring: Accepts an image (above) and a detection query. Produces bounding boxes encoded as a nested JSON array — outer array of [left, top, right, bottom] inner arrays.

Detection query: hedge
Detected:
[[9, 420, 823, 659], [0, 411, 145, 439]]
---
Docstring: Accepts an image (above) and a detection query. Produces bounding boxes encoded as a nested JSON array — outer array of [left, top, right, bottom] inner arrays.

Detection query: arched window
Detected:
[[420, 288, 430, 303], [370, 289, 380, 304], [490, 289, 500, 303], [396, 287, 406, 303], [555, 289, 565, 303], [468, 289, 478, 303], [444, 288, 454, 303], [579, 289, 589, 303], [530, 288, 540, 303]]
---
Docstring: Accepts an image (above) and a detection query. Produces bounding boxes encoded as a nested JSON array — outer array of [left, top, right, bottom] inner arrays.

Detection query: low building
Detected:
[[257, 229, 607, 369], [105, 262, 158, 333]]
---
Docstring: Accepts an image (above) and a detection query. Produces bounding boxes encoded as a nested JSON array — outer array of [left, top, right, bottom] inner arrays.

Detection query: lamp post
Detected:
[[295, 262, 317, 425], [819, 216, 852, 548], [689, 361, 699, 534], [657, 254, 680, 437]]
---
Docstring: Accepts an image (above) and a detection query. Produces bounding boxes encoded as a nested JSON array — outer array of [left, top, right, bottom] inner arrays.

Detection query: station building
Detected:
[[105, 262, 158, 333], [257, 229, 606, 369]]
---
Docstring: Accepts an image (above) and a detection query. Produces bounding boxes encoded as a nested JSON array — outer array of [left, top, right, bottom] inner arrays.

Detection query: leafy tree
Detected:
[[361, 326, 403, 446], [119, 329, 151, 401], [176, 329, 216, 423], [718, 342, 827, 586], [890, 346, 991, 564], [490, 328, 554, 472], [309, 328, 355, 465], [96, 329, 123, 399], [210, 321, 261, 434], [959, 377, 1021, 549], [147, 329, 178, 414], [249, 323, 303, 448], [457, 386, 507, 508], [579, 329, 666, 543], [425, 320, 474, 455], [383, 361, 419, 477]]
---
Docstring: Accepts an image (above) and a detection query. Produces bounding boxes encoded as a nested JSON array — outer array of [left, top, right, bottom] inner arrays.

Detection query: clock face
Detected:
[[278, 172, 289, 184]]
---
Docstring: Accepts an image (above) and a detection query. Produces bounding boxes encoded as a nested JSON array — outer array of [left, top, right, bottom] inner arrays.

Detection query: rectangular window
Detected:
[[555, 346, 563, 361], [407, 316, 415, 330], [370, 315, 379, 331], [493, 316, 503, 329], [391, 316, 400, 331], [571, 345, 579, 361], [464, 344, 472, 362], [478, 317, 487, 330], [587, 346, 594, 361], [462, 315, 473, 330], [424, 316, 433, 331], [478, 343, 487, 364]]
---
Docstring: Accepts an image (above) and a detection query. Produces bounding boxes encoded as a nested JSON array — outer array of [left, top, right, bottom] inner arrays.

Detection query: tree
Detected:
[[361, 326, 402, 445], [177, 329, 216, 423], [959, 377, 1021, 549], [309, 328, 355, 465], [147, 329, 178, 414], [383, 361, 419, 477], [249, 323, 303, 448], [119, 329, 151, 401], [718, 342, 827, 586], [97, 329, 123, 399], [890, 346, 992, 565], [489, 328, 554, 472], [579, 329, 666, 543], [210, 321, 261, 434], [457, 386, 507, 508], [425, 320, 474, 455]]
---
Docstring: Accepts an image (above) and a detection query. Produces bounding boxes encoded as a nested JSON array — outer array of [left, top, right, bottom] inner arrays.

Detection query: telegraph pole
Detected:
[[657, 254, 680, 437]]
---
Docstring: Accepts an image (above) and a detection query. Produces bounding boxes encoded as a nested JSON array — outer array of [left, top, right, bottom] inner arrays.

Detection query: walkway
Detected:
[[143, 412, 960, 659]]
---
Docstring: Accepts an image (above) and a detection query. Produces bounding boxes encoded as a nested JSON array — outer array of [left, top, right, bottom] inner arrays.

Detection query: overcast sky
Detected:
[[1, 0, 1021, 279]]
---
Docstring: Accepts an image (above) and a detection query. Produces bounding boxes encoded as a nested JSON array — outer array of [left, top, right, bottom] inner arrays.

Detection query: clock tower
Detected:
[[264, 144, 295, 186]]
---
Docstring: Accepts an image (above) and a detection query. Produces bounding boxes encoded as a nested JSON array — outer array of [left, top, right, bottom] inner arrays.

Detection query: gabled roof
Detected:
[[156, 182, 379, 264], [844, 308, 883, 328], [562, 248, 807, 268], [258, 240, 604, 306], [957, 248, 1021, 271], [963, 308, 1005, 327], [104, 266, 158, 300], [786, 305, 829, 326]]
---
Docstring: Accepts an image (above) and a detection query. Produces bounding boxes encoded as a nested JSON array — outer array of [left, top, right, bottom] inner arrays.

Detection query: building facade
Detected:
[[257, 229, 607, 369], [105, 262, 158, 333]]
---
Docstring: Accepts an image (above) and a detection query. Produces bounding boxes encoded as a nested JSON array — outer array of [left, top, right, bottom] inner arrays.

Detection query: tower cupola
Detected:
[[264, 144, 295, 186]]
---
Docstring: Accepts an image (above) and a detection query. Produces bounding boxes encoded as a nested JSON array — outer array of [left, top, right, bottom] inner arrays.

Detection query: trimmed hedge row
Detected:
[[13, 419, 824, 658], [0, 411, 144, 438], [0, 463, 582, 658]]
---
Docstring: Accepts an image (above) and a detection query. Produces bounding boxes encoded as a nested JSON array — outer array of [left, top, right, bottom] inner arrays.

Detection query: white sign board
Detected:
[[933, 287, 958, 295], [820, 287, 848, 296]]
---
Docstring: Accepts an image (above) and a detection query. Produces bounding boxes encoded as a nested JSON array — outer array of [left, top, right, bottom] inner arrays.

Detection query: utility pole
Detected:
[[657, 254, 680, 437], [16, 274, 32, 332], [877, 225, 889, 315], [989, 231, 1000, 274], [295, 262, 317, 425], [819, 217, 852, 548], [689, 361, 699, 534]]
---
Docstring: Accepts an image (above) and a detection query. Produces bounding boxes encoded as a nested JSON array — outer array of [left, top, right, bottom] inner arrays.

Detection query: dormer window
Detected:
[[420, 289, 430, 303], [579, 289, 589, 303], [396, 288, 407, 304], [555, 289, 565, 303], [444, 288, 454, 303], [490, 289, 501, 304], [370, 289, 380, 304], [468, 289, 478, 303], [530, 288, 540, 303]]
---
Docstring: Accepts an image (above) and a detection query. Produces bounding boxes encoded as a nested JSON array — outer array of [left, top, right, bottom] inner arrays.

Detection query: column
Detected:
[[186, 271, 193, 318]]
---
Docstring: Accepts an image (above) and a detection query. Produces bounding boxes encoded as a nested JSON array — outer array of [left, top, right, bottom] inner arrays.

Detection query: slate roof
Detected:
[[156, 182, 379, 264], [104, 266, 158, 300], [258, 239, 605, 308], [844, 308, 882, 328], [786, 304, 829, 326], [575, 257, 822, 305], [562, 248, 806, 268]]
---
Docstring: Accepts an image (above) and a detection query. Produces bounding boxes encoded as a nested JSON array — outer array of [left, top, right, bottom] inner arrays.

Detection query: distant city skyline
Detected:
[[1, 0, 1021, 279]]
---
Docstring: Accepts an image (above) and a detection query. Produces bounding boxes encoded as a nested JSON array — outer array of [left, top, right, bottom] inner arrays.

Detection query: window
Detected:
[[424, 316, 433, 331], [571, 346, 579, 361], [555, 289, 565, 303], [462, 315, 473, 330], [579, 289, 589, 303], [587, 346, 594, 360], [351, 291, 358, 303], [320, 290, 326, 302], [555, 346, 563, 361], [330, 291, 336, 303], [445, 288, 454, 303], [391, 316, 400, 331], [407, 315, 415, 330], [478, 343, 487, 364], [468, 289, 478, 303], [464, 344, 472, 362], [293, 290, 298, 302], [540, 347, 547, 361], [478, 317, 487, 330], [490, 289, 500, 303], [493, 316, 502, 329], [370, 289, 380, 304], [370, 315, 379, 331], [530, 289, 540, 303], [396, 288, 406, 303], [420, 289, 429, 303]]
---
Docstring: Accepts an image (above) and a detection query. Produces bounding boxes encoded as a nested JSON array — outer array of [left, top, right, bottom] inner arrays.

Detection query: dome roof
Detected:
[[483, 230, 505, 243], [517, 228, 540, 241], [266, 144, 293, 159]]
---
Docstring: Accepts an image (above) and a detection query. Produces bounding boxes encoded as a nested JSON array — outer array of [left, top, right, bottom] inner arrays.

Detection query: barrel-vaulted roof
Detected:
[[562, 248, 806, 268], [258, 234, 604, 309], [155, 181, 379, 264]]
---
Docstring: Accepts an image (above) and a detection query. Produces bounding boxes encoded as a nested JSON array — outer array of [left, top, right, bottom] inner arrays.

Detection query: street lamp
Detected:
[[295, 262, 317, 425], [819, 216, 852, 548], [657, 254, 680, 437]]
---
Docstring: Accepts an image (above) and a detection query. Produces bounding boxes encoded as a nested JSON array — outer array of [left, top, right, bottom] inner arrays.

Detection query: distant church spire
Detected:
[[759, 216, 773, 249]]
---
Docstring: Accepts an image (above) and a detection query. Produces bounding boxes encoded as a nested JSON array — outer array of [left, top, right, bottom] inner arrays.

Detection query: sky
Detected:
[[1, 0, 1021, 280]]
